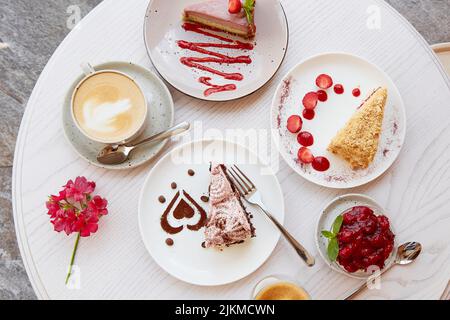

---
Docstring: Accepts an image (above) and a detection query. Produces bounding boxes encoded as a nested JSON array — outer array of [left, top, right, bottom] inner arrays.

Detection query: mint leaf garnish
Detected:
[[242, 0, 255, 24], [321, 214, 343, 262], [327, 238, 339, 262], [332, 215, 343, 234], [321, 230, 334, 239]]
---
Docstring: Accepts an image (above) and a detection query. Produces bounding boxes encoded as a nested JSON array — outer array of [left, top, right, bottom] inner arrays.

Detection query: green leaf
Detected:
[[321, 230, 334, 239], [243, 0, 255, 9], [332, 215, 343, 235], [242, 0, 255, 24], [327, 237, 339, 261]]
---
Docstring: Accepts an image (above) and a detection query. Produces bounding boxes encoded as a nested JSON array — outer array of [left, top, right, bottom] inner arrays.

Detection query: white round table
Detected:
[[13, 0, 450, 299]]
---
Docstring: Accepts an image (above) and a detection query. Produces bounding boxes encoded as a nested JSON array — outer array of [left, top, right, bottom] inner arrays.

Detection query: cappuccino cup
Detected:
[[71, 63, 148, 144]]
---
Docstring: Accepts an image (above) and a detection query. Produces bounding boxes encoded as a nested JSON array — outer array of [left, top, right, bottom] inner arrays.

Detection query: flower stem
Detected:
[[65, 232, 80, 285]]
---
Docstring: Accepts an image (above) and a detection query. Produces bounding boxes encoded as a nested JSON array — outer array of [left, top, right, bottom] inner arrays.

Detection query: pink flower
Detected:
[[71, 196, 108, 237], [46, 176, 107, 284], [64, 176, 96, 202], [46, 200, 60, 218], [89, 196, 108, 216], [51, 190, 66, 202], [46, 176, 106, 237], [51, 208, 77, 235], [73, 209, 100, 237]]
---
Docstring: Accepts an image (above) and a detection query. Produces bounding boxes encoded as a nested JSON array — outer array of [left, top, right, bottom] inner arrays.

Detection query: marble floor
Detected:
[[0, 0, 449, 299]]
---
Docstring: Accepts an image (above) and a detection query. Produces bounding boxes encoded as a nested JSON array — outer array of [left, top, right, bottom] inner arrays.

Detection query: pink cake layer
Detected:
[[183, 0, 255, 37]]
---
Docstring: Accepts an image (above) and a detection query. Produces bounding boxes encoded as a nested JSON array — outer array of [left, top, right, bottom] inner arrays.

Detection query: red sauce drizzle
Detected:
[[177, 23, 254, 96], [199, 77, 237, 97]]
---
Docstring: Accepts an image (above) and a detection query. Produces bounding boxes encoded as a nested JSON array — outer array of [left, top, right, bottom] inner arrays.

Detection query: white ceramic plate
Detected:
[[271, 52, 406, 188], [143, 0, 288, 101], [138, 139, 284, 286], [62, 61, 174, 170], [315, 194, 397, 279]]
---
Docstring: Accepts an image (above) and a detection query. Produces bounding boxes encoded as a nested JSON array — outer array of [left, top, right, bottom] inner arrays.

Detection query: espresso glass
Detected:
[[251, 275, 311, 300]]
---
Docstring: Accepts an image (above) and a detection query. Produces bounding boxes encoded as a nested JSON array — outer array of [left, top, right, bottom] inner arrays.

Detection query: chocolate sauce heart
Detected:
[[160, 190, 207, 235], [173, 199, 195, 219]]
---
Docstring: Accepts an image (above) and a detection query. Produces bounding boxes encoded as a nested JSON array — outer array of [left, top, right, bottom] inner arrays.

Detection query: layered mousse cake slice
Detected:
[[204, 163, 255, 248], [328, 87, 388, 169], [183, 0, 256, 38]]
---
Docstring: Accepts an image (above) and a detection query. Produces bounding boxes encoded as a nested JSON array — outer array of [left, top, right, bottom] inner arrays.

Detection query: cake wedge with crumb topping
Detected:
[[328, 87, 388, 169]]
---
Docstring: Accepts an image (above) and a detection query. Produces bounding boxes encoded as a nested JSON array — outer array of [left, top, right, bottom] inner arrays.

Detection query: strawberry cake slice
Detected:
[[183, 0, 256, 38], [204, 163, 255, 248]]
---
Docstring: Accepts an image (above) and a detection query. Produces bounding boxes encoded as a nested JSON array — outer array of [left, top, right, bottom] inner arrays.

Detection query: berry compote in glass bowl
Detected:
[[337, 206, 395, 273]]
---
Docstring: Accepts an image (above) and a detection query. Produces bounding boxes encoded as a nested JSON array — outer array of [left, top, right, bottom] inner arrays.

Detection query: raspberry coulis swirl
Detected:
[[177, 22, 254, 96]]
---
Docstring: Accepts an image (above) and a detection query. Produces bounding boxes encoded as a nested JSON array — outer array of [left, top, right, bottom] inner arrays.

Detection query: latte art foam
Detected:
[[72, 71, 146, 143], [82, 98, 133, 133]]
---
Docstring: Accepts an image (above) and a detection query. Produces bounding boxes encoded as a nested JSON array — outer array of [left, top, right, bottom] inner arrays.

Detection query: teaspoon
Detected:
[[345, 241, 422, 300], [97, 121, 190, 165]]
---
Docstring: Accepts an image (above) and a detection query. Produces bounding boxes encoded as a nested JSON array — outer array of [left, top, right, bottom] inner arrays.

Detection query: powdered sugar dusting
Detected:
[[275, 76, 293, 130], [209, 164, 234, 205], [205, 164, 253, 247]]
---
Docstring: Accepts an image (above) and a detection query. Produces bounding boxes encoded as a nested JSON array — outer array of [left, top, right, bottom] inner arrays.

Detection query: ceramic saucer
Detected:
[[62, 61, 174, 170]]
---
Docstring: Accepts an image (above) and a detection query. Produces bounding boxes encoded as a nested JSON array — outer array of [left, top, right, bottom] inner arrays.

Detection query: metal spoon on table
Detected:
[[97, 122, 190, 165], [345, 241, 422, 300]]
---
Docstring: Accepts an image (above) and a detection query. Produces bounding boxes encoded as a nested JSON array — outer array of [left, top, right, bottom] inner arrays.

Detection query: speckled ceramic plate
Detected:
[[315, 194, 397, 279], [143, 0, 288, 101], [62, 61, 174, 169], [271, 53, 406, 189]]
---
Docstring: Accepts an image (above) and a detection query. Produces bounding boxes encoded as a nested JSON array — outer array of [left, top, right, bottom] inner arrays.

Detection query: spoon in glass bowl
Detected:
[[345, 241, 422, 300], [97, 122, 190, 165]]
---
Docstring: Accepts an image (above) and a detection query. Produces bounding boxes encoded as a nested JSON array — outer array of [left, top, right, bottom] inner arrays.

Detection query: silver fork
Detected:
[[228, 165, 315, 267]]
